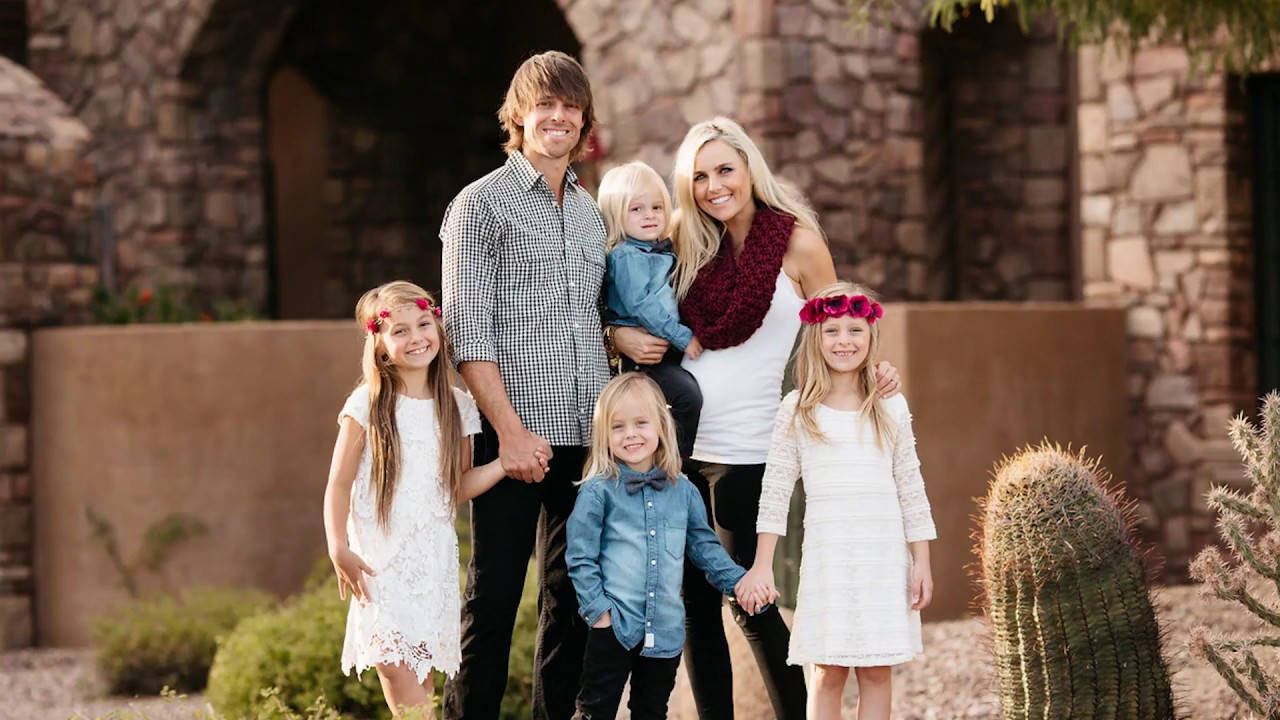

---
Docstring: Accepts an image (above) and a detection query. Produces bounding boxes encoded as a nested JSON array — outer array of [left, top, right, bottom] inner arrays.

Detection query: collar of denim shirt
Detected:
[[622, 236, 673, 254]]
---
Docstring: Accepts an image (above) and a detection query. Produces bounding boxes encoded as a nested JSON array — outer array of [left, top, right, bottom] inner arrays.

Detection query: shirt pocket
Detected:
[[664, 519, 687, 560], [497, 231, 561, 311]]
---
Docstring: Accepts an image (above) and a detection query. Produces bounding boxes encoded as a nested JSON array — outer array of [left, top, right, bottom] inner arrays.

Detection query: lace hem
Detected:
[[342, 629, 460, 683], [788, 649, 921, 667]]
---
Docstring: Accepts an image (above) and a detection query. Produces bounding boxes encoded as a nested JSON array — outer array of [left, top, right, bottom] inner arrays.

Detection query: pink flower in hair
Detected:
[[850, 296, 870, 318], [415, 298, 429, 310], [872, 302, 884, 321], [820, 295, 851, 317]]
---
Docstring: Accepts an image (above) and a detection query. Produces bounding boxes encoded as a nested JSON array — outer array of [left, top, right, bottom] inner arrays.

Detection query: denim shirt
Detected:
[[604, 237, 694, 351], [567, 465, 746, 658]]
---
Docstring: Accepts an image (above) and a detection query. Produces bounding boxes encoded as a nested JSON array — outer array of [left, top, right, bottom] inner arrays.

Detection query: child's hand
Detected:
[[874, 360, 901, 398], [592, 610, 612, 628], [685, 336, 704, 360], [735, 566, 778, 614], [330, 546, 376, 603], [910, 562, 933, 611]]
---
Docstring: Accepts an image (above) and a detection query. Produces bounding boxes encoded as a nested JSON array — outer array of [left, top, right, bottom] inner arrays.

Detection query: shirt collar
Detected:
[[624, 236, 674, 254], [506, 151, 580, 194]]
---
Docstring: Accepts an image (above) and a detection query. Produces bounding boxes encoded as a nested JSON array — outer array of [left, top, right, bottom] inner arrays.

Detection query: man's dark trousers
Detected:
[[444, 421, 587, 720]]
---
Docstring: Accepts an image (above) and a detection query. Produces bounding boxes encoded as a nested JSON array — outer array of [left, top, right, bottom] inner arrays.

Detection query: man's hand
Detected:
[[499, 428, 553, 483], [592, 610, 612, 628], [875, 360, 901, 398], [613, 326, 669, 365]]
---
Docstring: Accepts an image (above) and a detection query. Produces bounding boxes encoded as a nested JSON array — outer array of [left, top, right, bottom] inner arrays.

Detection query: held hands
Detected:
[[735, 565, 780, 616], [613, 326, 669, 365], [910, 560, 933, 611], [330, 545, 375, 603], [592, 610, 613, 628], [874, 360, 901, 399], [685, 336, 704, 361], [499, 428, 553, 483]]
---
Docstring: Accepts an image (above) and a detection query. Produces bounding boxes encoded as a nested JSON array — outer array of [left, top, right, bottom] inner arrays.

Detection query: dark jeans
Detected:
[[622, 348, 702, 459], [681, 461, 806, 720], [443, 421, 587, 720], [573, 627, 681, 720]]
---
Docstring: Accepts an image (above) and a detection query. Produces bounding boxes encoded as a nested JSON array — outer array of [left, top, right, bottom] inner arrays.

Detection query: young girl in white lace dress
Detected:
[[322, 281, 517, 718], [738, 280, 937, 720]]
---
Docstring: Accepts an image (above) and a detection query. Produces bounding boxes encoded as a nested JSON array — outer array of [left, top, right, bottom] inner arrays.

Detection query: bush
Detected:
[[92, 587, 275, 695], [207, 585, 391, 720]]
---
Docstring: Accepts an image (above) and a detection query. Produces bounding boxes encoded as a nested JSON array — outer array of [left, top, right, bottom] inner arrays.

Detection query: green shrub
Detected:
[[207, 585, 391, 720], [92, 587, 274, 695]]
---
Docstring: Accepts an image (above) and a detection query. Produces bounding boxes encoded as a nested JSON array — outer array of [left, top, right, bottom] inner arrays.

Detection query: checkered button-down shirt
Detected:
[[441, 152, 610, 446]]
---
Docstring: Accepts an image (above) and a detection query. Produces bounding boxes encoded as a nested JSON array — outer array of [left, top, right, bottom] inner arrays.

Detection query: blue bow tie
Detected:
[[621, 466, 669, 494], [628, 237, 673, 254]]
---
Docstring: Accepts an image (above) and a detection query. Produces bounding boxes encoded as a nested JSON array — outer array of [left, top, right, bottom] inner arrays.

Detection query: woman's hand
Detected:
[[592, 610, 613, 628], [613, 326, 669, 365], [736, 565, 779, 614], [874, 360, 901, 398], [910, 560, 933, 611], [330, 545, 376, 603]]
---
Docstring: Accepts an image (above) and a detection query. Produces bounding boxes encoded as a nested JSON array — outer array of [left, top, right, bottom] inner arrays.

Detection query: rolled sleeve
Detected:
[[440, 190, 499, 365]]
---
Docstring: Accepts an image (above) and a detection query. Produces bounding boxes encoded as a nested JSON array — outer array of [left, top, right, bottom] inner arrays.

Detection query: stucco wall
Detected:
[[877, 303, 1131, 621], [32, 322, 359, 645]]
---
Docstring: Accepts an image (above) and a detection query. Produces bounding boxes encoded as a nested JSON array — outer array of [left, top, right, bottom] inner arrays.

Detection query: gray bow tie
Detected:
[[624, 474, 668, 494]]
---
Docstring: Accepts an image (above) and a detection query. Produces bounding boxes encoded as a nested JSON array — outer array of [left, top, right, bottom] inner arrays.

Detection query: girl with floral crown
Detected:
[[739, 280, 937, 720], [322, 280, 533, 718]]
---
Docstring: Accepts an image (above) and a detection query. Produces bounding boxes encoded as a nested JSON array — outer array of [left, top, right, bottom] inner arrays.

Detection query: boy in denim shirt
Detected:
[[599, 162, 703, 458], [567, 374, 764, 720]]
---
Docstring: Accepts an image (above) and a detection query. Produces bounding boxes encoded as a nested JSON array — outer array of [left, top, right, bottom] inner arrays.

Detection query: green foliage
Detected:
[[1190, 392, 1280, 718], [207, 586, 392, 720], [85, 506, 208, 598], [850, 0, 1280, 73], [91, 285, 262, 325], [81, 686, 435, 720], [979, 442, 1175, 718], [91, 587, 275, 695]]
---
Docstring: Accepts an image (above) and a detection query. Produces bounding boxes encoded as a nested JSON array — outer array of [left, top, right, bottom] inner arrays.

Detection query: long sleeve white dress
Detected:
[[756, 391, 937, 667]]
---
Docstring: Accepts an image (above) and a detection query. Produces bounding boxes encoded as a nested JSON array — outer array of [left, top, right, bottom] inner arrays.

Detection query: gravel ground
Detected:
[[0, 584, 1263, 719]]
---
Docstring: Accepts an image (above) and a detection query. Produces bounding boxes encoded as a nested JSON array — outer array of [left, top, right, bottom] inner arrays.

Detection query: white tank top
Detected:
[[682, 271, 805, 464]]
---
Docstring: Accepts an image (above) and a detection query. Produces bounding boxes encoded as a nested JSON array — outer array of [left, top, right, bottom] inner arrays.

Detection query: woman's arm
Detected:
[[323, 418, 374, 602]]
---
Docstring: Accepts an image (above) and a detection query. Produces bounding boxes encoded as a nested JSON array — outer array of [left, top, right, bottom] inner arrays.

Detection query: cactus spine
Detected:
[[1190, 392, 1280, 718], [979, 442, 1175, 719]]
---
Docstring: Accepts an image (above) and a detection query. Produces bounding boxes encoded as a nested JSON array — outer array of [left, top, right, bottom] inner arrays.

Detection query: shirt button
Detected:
[[572, 323, 580, 329], [646, 621, 651, 626], [651, 560, 656, 566], [649, 592, 654, 597], [649, 529, 655, 536], [647, 502, 653, 507]]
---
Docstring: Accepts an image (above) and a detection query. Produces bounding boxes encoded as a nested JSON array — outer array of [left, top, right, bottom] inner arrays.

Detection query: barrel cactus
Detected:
[[979, 442, 1175, 719]]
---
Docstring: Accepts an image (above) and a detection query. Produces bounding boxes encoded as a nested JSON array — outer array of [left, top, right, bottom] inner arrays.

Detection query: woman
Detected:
[[614, 117, 900, 719]]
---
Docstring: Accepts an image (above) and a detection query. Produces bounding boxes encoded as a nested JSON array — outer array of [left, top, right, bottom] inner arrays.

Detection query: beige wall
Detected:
[[877, 303, 1131, 621], [32, 322, 360, 646]]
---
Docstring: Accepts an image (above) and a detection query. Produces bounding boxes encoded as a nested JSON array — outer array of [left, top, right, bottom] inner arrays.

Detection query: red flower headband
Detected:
[[366, 297, 442, 334], [798, 294, 884, 325]]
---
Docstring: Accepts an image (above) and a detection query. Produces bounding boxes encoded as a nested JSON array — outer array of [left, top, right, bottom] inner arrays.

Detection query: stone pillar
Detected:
[[1076, 42, 1257, 576], [0, 56, 97, 646]]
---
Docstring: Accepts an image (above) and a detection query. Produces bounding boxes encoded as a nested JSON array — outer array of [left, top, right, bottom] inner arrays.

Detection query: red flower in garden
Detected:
[[137, 288, 153, 305]]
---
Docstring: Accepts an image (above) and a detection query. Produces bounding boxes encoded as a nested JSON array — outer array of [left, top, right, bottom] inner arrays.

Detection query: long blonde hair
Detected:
[[791, 281, 895, 450], [582, 373, 682, 483], [670, 116, 823, 299], [597, 161, 672, 250], [355, 281, 465, 529]]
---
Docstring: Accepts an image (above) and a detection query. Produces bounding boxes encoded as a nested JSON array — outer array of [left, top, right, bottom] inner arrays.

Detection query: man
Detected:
[[440, 51, 609, 720]]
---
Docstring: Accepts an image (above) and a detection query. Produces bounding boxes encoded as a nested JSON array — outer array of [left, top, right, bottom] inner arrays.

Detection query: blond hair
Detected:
[[597, 161, 672, 250], [670, 116, 823, 299], [354, 281, 465, 529], [791, 281, 895, 450], [498, 51, 597, 163], [583, 373, 682, 483]]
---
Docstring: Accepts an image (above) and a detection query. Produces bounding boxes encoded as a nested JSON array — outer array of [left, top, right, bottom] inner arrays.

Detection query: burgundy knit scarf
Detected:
[[679, 206, 795, 350]]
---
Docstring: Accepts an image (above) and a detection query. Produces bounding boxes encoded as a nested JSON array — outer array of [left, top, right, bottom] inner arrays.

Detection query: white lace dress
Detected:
[[757, 391, 937, 667], [338, 385, 480, 682]]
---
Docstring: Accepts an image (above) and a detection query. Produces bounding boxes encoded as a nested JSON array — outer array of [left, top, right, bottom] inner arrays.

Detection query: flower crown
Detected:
[[366, 297, 442, 334], [798, 294, 884, 325]]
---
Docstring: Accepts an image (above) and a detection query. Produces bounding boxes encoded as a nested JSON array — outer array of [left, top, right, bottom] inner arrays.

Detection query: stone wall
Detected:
[[0, 55, 95, 647], [756, 1, 1072, 301], [1077, 42, 1257, 575]]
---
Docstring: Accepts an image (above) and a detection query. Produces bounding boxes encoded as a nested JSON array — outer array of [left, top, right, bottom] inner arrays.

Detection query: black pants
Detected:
[[622, 349, 702, 459], [573, 627, 681, 720], [443, 422, 587, 720], [681, 461, 806, 720]]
